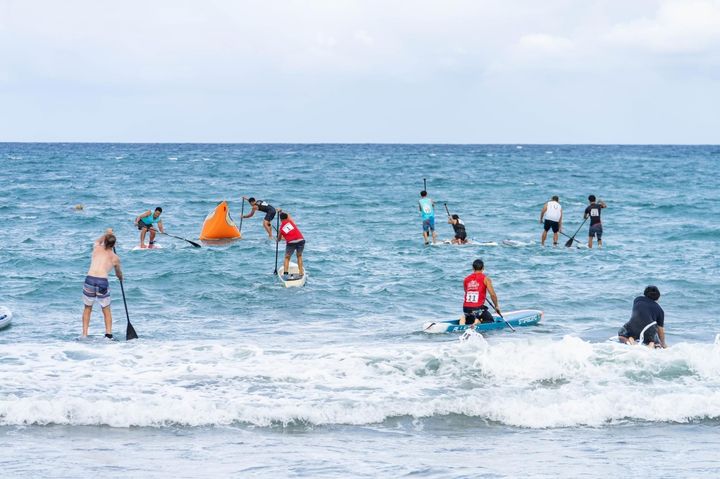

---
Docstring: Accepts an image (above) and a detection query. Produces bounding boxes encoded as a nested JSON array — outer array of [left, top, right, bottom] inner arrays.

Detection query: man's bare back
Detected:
[[88, 229, 123, 279]]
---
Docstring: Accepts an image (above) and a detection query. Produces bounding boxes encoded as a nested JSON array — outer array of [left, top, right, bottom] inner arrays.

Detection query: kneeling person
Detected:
[[279, 211, 305, 278], [618, 285, 667, 348], [448, 214, 468, 244], [461, 259, 500, 326]]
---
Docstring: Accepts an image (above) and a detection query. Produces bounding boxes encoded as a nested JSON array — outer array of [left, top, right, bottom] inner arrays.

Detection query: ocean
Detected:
[[1, 143, 719, 478]]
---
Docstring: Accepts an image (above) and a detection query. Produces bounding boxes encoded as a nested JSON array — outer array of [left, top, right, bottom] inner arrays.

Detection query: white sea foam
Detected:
[[1, 337, 719, 429]]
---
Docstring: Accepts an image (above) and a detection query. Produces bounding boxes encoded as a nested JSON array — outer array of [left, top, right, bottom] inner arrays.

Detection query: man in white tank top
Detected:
[[540, 195, 563, 246]]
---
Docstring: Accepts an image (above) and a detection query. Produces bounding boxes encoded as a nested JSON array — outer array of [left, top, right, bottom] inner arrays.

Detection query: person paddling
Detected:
[[540, 195, 563, 246], [618, 286, 667, 348], [278, 210, 305, 278], [584, 195, 607, 249], [460, 259, 500, 326], [135, 207, 164, 249], [418, 190, 437, 245], [448, 214, 468, 244], [242, 197, 276, 239], [82, 229, 123, 339]]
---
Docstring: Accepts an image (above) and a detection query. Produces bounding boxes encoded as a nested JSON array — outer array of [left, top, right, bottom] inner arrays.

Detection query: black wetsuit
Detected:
[[255, 200, 276, 222], [619, 296, 665, 344], [452, 220, 467, 241]]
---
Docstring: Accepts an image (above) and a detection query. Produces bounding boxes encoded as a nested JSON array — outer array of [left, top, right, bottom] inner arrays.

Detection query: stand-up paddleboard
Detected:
[[422, 309, 542, 334], [278, 261, 307, 288], [0, 306, 12, 330], [132, 243, 164, 251], [435, 239, 498, 246]]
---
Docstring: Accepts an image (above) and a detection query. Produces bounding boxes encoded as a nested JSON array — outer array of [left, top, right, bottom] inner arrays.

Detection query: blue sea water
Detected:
[[1, 143, 720, 477]]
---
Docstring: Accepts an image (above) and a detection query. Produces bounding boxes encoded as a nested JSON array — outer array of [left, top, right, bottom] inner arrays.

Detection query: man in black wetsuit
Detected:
[[584, 195, 607, 249], [447, 214, 468, 244], [618, 285, 667, 348], [242, 197, 276, 239]]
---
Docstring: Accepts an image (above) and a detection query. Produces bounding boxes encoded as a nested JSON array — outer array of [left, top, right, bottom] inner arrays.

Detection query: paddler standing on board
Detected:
[[419, 190, 437, 245], [460, 259, 500, 325], [540, 195, 562, 246], [134, 207, 165, 249], [242, 197, 276, 239], [82, 228, 123, 339], [278, 210, 305, 279]]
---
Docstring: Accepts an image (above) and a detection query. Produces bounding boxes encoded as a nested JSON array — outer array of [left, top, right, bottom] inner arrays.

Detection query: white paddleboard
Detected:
[[0, 306, 13, 330], [132, 244, 164, 251], [278, 261, 307, 288]]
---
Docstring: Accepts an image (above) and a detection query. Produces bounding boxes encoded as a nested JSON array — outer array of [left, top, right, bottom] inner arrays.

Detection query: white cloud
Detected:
[[605, 0, 720, 53], [517, 34, 575, 55]]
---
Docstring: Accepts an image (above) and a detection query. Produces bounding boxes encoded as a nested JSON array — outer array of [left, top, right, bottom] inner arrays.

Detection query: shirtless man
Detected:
[[82, 229, 123, 338]]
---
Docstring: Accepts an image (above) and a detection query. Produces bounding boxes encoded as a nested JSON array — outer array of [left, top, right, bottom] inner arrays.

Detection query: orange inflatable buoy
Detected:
[[199, 201, 242, 241]]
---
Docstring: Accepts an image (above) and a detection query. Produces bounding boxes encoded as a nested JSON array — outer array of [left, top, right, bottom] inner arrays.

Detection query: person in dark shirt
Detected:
[[584, 195, 607, 249], [618, 285, 667, 348], [447, 214, 468, 244]]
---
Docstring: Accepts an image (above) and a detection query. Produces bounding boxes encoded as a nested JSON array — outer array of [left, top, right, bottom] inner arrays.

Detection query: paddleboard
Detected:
[[278, 261, 307, 288], [433, 240, 498, 247], [75, 335, 118, 342], [422, 309, 542, 334], [132, 243, 164, 251], [0, 306, 13, 330]]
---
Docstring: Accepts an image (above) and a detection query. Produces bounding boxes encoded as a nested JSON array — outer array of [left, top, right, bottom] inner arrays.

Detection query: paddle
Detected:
[[423, 178, 427, 191], [444, 202, 451, 216], [239, 197, 245, 233], [113, 247, 138, 340], [559, 231, 581, 245], [564, 217, 587, 248], [156, 230, 201, 248], [486, 298, 515, 332], [273, 213, 281, 275]]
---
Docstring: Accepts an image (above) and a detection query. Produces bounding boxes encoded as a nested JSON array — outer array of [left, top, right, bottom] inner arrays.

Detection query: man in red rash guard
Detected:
[[278, 210, 305, 278], [461, 259, 500, 325]]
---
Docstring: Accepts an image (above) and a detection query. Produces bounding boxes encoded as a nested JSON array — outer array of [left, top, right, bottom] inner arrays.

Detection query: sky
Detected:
[[1, 0, 719, 143]]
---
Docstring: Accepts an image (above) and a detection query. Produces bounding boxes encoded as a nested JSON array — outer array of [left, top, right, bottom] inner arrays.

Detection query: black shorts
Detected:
[[137, 221, 154, 231], [589, 224, 603, 239], [463, 306, 493, 324], [455, 231, 467, 241], [543, 219, 559, 233], [285, 239, 305, 256], [263, 207, 276, 222], [618, 325, 659, 345]]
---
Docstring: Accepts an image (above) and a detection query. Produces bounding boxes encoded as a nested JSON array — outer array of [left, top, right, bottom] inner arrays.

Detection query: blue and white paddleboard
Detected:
[[0, 306, 12, 330], [422, 309, 542, 334]]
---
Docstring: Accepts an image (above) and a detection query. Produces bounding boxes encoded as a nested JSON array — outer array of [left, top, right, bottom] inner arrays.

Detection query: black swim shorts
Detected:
[[544, 219, 559, 233]]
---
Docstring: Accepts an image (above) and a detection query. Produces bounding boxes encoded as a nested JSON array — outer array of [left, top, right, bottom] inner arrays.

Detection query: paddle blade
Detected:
[[126, 321, 138, 341], [188, 240, 201, 248], [565, 237, 574, 247]]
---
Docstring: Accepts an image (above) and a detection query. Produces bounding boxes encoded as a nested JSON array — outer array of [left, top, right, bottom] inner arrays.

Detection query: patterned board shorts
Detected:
[[83, 275, 111, 309]]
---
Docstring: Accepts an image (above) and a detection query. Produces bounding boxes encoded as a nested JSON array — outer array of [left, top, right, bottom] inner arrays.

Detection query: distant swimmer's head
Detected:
[[452, 214, 459, 220], [153, 207, 163, 218], [104, 234, 117, 250], [280, 212, 289, 220], [74, 204, 84, 210], [248, 197, 256, 205], [420, 191, 427, 197], [588, 195, 596, 203], [644, 285, 661, 301], [472, 259, 484, 271], [552, 195, 559, 202]]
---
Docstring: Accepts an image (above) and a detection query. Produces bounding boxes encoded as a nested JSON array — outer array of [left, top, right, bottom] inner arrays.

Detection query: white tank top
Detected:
[[545, 201, 562, 222]]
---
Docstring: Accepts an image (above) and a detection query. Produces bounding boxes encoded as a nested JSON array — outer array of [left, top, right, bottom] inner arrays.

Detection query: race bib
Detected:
[[590, 209, 599, 217], [282, 223, 295, 234], [465, 291, 479, 303]]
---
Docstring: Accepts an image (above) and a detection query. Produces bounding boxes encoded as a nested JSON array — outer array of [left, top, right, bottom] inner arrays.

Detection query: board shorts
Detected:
[[137, 221, 155, 230], [263, 207, 276, 222], [618, 325, 659, 345], [589, 224, 603, 239], [455, 231, 467, 241], [422, 216, 435, 232], [463, 306, 494, 324], [83, 275, 111, 309], [543, 219, 560, 233], [285, 239, 305, 256]]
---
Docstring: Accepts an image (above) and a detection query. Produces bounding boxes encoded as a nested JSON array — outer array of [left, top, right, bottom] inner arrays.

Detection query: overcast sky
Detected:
[[1, 0, 719, 143]]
